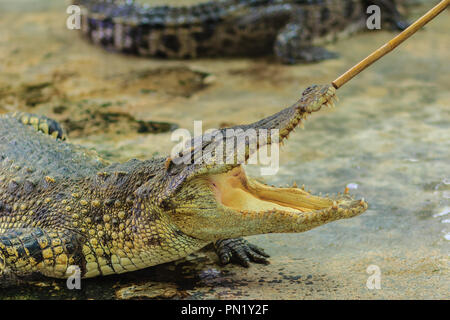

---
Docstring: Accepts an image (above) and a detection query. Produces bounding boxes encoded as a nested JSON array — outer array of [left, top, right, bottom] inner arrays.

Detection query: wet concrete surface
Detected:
[[0, 0, 448, 299]]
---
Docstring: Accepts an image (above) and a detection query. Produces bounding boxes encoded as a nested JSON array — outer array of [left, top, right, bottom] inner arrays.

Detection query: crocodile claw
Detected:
[[214, 238, 270, 268]]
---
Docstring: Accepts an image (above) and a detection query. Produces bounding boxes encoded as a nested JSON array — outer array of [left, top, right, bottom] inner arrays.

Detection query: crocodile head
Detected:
[[141, 85, 367, 241]]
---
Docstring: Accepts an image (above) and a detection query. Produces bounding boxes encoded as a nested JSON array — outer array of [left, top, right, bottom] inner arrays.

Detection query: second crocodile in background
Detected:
[[75, 0, 408, 63]]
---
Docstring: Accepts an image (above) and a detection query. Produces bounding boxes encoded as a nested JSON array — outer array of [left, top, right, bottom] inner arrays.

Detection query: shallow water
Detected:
[[0, 0, 448, 299]]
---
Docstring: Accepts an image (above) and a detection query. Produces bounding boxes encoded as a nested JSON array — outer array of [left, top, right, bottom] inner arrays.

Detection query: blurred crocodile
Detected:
[[0, 85, 368, 287], [74, 0, 408, 63]]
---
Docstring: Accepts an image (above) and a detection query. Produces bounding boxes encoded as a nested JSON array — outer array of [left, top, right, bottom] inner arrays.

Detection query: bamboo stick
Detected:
[[332, 0, 449, 89]]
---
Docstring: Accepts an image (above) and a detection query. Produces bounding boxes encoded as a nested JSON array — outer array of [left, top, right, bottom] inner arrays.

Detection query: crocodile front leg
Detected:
[[214, 238, 270, 267], [0, 228, 85, 287]]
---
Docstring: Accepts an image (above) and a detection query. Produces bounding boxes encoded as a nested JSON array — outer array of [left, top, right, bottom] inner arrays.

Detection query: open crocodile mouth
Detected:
[[208, 166, 367, 219]]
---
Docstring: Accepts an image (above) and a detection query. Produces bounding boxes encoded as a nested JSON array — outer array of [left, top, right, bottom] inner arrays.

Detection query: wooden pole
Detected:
[[332, 0, 449, 89]]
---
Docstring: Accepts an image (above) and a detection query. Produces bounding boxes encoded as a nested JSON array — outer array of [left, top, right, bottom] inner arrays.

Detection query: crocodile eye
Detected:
[[302, 86, 315, 96]]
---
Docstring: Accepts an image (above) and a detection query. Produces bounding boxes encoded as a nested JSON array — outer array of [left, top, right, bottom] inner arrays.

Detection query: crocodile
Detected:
[[0, 84, 368, 287], [74, 0, 408, 63]]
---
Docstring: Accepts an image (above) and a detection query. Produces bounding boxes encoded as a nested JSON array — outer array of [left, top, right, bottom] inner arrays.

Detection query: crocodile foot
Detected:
[[11, 112, 66, 140], [214, 238, 270, 268]]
